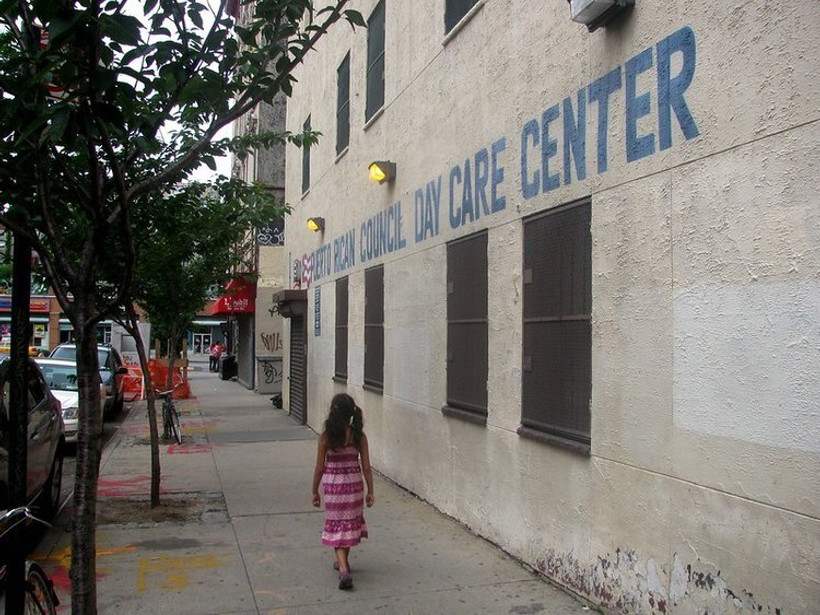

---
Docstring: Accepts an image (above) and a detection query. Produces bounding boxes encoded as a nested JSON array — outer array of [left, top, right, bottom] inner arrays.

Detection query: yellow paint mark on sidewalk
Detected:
[[137, 553, 223, 592], [42, 544, 138, 569]]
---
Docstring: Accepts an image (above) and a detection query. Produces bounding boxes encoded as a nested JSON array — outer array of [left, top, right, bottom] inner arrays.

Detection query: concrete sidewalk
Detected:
[[35, 368, 592, 614]]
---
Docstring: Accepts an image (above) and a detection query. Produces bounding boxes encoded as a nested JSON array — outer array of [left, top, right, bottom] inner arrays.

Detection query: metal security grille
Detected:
[[364, 265, 384, 389], [335, 276, 348, 379], [445, 0, 479, 32], [366, 1, 385, 121], [336, 53, 350, 154], [289, 315, 307, 425], [446, 231, 488, 415], [522, 200, 591, 445]]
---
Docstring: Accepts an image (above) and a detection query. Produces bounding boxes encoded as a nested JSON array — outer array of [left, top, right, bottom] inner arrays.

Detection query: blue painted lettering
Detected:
[[362, 201, 406, 263], [563, 90, 587, 185], [312, 244, 332, 281], [474, 149, 491, 219], [414, 188, 425, 243], [462, 159, 474, 225], [333, 230, 356, 273], [449, 165, 462, 228], [541, 104, 561, 192], [657, 26, 699, 150], [424, 176, 441, 239], [521, 119, 540, 199], [625, 47, 655, 162], [491, 137, 506, 213], [588, 67, 622, 174]]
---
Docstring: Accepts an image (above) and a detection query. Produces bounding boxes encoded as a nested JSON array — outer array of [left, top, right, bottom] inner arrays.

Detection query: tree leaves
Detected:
[[100, 13, 143, 46], [0, 4, 365, 613]]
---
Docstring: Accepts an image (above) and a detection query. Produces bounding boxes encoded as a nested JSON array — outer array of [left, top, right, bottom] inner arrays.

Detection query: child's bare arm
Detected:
[[360, 433, 375, 507], [312, 435, 327, 507]]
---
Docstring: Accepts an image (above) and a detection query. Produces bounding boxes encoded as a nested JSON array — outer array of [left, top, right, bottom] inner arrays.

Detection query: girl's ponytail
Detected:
[[351, 404, 364, 448]]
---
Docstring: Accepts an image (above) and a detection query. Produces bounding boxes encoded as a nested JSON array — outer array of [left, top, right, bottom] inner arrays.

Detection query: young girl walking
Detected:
[[312, 393, 375, 590]]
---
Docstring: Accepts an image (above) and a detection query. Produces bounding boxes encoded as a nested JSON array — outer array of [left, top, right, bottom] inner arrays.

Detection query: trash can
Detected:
[[218, 355, 237, 380]]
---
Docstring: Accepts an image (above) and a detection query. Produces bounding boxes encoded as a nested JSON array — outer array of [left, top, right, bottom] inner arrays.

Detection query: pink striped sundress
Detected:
[[321, 445, 369, 547]]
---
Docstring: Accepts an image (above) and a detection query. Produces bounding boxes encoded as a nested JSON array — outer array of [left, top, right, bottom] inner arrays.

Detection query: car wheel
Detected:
[[37, 449, 64, 520], [114, 390, 124, 415]]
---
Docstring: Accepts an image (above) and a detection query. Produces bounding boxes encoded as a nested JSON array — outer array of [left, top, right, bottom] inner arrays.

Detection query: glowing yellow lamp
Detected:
[[306, 217, 325, 232], [368, 160, 395, 184]]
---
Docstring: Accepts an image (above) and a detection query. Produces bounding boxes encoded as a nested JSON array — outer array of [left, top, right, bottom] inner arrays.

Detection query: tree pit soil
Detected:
[[96, 492, 227, 527]]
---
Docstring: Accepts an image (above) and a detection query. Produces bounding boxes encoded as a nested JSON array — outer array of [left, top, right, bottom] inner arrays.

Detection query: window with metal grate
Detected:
[[445, 231, 488, 420], [334, 276, 348, 380], [365, 1, 385, 122], [336, 53, 350, 155], [301, 115, 311, 194], [521, 199, 592, 450], [445, 0, 480, 34], [364, 265, 384, 390]]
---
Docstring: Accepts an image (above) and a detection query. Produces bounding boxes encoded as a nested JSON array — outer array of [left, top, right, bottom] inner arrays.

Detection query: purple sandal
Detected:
[[338, 571, 353, 590]]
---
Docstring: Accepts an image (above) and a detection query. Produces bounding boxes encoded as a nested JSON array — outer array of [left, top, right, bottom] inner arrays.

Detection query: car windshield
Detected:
[[52, 346, 110, 367], [38, 364, 79, 392]]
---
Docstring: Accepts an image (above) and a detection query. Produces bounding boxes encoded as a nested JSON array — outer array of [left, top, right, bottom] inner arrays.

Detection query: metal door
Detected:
[[289, 315, 307, 424]]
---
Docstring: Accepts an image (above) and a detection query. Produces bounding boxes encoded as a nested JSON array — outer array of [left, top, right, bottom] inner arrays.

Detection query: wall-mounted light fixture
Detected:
[[306, 217, 325, 232], [568, 0, 634, 32], [368, 160, 396, 184]]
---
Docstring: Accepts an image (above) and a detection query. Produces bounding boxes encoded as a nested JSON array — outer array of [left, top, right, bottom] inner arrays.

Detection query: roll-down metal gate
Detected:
[[289, 315, 307, 424]]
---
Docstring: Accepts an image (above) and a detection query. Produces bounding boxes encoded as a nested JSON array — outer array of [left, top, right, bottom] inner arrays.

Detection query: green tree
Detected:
[[0, 1, 363, 611], [119, 177, 281, 508], [135, 179, 279, 375]]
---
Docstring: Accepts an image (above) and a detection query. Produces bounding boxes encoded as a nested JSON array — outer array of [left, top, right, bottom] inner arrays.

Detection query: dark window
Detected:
[[365, 1, 385, 122], [301, 115, 311, 194], [364, 265, 384, 390], [445, 0, 479, 33], [445, 231, 488, 420], [335, 276, 349, 380], [336, 53, 350, 154], [521, 199, 592, 450]]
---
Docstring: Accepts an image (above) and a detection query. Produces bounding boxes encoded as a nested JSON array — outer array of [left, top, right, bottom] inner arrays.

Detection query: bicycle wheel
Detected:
[[25, 561, 58, 615], [168, 404, 182, 444]]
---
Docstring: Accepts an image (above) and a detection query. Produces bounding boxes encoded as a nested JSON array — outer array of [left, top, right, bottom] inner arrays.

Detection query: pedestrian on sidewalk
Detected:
[[312, 393, 375, 590], [208, 341, 223, 372]]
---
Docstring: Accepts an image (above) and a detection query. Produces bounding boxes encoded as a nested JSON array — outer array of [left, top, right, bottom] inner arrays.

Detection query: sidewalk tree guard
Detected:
[[0, 2, 365, 612]]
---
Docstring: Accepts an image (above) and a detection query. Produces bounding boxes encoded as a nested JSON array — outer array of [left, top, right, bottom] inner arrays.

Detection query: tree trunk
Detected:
[[70, 320, 105, 613], [122, 306, 161, 507], [5, 231, 32, 613]]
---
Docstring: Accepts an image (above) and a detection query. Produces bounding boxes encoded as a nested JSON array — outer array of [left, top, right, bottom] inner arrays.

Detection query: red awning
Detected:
[[210, 278, 256, 315]]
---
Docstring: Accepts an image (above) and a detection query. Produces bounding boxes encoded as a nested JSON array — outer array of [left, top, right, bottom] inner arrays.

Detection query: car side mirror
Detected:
[[116, 367, 128, 375]]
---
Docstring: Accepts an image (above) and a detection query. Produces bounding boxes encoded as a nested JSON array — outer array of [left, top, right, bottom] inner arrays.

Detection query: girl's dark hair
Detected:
[[323, 393, 364, 450]]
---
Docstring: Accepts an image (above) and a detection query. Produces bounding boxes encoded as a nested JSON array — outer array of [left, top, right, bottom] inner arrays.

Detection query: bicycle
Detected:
[[156, 388, 182, 444], [0, 507, 60, 614]]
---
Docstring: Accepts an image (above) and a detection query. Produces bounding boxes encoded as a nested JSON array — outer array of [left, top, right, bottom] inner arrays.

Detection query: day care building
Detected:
[[277, 1, 819, 612]]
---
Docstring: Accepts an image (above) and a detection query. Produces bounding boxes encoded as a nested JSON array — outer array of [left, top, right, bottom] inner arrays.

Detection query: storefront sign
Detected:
[[0, 297, 51, 312]]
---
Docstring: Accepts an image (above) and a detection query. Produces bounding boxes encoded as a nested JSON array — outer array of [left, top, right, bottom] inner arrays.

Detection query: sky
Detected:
[[124, 0, 234, 183], [189, 124, 234, 182]]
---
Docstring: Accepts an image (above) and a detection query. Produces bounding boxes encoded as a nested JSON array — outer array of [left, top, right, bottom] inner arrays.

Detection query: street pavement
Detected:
[[33, 359, 592, 614]]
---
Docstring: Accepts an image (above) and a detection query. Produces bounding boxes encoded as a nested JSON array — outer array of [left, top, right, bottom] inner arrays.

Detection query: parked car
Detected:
[[0, 357, 65, 519], [35, 358, 105, 445], [49, 343, 127, 419]]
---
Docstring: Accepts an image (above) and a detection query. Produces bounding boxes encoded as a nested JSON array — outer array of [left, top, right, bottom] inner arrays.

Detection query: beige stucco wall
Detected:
[[281, 1, 819, 612], [255, 246, 286, 394]]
